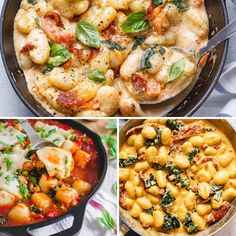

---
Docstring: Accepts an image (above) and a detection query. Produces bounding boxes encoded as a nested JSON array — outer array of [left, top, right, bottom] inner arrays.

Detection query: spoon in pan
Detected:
[[138, 18, 236, 105], [172, 18, 236, 65], [19, 120, 57, 149]]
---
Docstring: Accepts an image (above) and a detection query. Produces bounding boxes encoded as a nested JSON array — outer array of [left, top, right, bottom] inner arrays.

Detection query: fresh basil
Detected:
[[0, 123, 6, 132], [27, 0, 38, 5], [141, 45, 165, 70], [122, 12, 150, 33], [112, 182, 117, 195], [46, 43, 72, 72], [168, 59, 185, 83], [4, 158, 12, 171], [171, 0, 189, 11], [106, 120, 117, 134], [76, 21, 100, 48], [132, 36, 146, 50], [88, 70, 106, 83], [17, 135, 26, 146], [2, 149, 14, 154], [154, 0, 163, 6], [101, 40, 124, 51]]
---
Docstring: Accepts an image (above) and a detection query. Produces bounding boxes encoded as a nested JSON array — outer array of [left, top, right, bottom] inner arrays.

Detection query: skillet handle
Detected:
[[0, 227, 32, 236]]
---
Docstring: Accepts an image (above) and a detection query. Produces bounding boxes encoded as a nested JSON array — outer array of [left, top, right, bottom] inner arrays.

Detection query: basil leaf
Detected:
[[0, 172, 3, 177], [46, 43, 72, 72], [122, 12, 150, 33], [97, 210, 115, 230], [171, 0, 189, 11], [141, 45, 165, 70], [76, 21, 100, 48], [154, 0, 163, 6], [4, 158, 12, 171], [105, 120, 117, 134], [88, 70, 106, 83], [168, 58, 185, 83], [132, 36, 146, 50], [27, 0, 38, 5], [101, 40, 124, 51]]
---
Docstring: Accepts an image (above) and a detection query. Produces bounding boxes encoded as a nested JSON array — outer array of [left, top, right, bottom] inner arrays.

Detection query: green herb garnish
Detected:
[[101, 40, 124, 50]]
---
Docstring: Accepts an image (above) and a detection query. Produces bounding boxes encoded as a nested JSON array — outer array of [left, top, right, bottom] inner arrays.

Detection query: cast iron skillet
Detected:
[[0, 0, 229, 117], [0, 119, 108, 236]]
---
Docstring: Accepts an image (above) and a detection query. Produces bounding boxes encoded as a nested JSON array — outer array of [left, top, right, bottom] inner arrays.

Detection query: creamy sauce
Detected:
[[14, 0, 209, 117]]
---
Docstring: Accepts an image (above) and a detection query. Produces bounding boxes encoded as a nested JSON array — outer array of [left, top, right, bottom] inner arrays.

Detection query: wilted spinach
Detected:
[[183, 213, 198, 233], [162, 214, 180, 231], [119, 156, 138, 167]]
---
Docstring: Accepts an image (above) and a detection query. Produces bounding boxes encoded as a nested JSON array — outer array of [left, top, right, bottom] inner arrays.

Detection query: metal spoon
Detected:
[[172, 18, 236, 65], [19, 120, 57, 149]]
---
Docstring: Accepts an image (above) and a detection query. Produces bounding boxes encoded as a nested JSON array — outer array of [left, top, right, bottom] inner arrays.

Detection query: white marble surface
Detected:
[[0, 0, 236, 116]]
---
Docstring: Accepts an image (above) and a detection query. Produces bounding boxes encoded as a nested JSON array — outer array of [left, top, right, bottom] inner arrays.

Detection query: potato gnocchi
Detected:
[[119, 119, 236, 234], [14, 0, 208, 117]]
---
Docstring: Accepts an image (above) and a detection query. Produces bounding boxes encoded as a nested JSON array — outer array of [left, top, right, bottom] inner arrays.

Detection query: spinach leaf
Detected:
[[141, 45, 165, 70], [101, 40, 124, 50], [160, 190, 176, 212], [119, 156, 138, 167], [213, 191, 222, 202], [183, 213, 198, 233], [144, 173, 157, 188], [168, 59, 185, 83], [188, 147, 200, 162], [144, 206, 155, 215], [30, 205, 43, 214], [27, 0, 38, 4], [88, 70, 106, 83], [162, 214, 180, 231], [132, 36, 146, 50], [171, 0, 189, 11], [166, 119, 184, 131], [46, 43, 72, 72], [76, 21, 100, 48], [154, 0, 163, 6], [144, 128, 162, 146], [210, 182, 223, 195], [122, 12, 150, 33]]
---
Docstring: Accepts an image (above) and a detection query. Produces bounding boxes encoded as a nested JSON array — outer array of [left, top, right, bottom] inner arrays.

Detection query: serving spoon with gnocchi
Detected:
[[14, 0, 210, 117]]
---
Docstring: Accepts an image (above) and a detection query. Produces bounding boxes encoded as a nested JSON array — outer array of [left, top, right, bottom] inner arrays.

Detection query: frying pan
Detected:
[[0, 0, 229, 117], [119, 119, 236, 236], [0, 119, 108, 236]]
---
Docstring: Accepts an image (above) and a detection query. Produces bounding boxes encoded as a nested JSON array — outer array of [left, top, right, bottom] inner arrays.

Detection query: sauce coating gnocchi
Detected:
[[14, 0, 208, 117], [120, 119, 236, 234]]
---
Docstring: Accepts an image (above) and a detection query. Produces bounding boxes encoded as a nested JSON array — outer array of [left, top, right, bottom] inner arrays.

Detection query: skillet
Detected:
[[0, 119, 108, 236]]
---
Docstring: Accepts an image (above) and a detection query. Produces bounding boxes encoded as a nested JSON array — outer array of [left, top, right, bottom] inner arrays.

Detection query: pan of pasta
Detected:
[[119, 119, 236, 235], [0, 119, 107, 236], [0, 0, 229, 117]]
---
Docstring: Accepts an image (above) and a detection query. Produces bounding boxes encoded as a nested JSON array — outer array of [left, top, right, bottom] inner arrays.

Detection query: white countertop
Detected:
[[0, 0, 236, 116]]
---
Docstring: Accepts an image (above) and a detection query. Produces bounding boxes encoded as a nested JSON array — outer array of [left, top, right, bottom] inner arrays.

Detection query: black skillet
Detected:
[[0, 119, 108, 236], [0, 0, 229, 116]]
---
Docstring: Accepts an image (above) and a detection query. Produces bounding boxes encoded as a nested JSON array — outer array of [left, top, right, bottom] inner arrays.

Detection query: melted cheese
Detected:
[[36, 147, 74, 179], [0, 127, 26, 147]]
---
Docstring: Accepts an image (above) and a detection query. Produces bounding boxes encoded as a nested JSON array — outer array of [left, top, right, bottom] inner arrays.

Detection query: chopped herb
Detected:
[[5, 173, 18, 185], [152, 163, 165, 170], [132, 36, 146, 50], [3, 158, 12, 171], [183, 213, 198, 233], [119, 156, 138, 167], [161, 190, 176, 212], [17, 135, 26, 146], [38, 128, 57, 138], [145, 128, 162, 146], [101, 40, 124, 50], [53, 138, 61, 146], [180, 178, 190, 187], [144, 207, 154, 215], [2, 149, 14, 154], [166, 119, 184, 131], [30, 205, 43, 214], [21, 170, 29, 176], [162, 214, 180, 231], [19, 184, 30, 199], [188, 148, 200, 162], [29, 176, 39, 186], [112, 182, 117, 195], [97, 210, 116, 231], [141, 45, 165, 70], [213, 191, 222, 202], [88, 70, 106, 83], [105, 120, 117, 134], [144, 173, 157, 188], [166, 164, 181, 178]]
